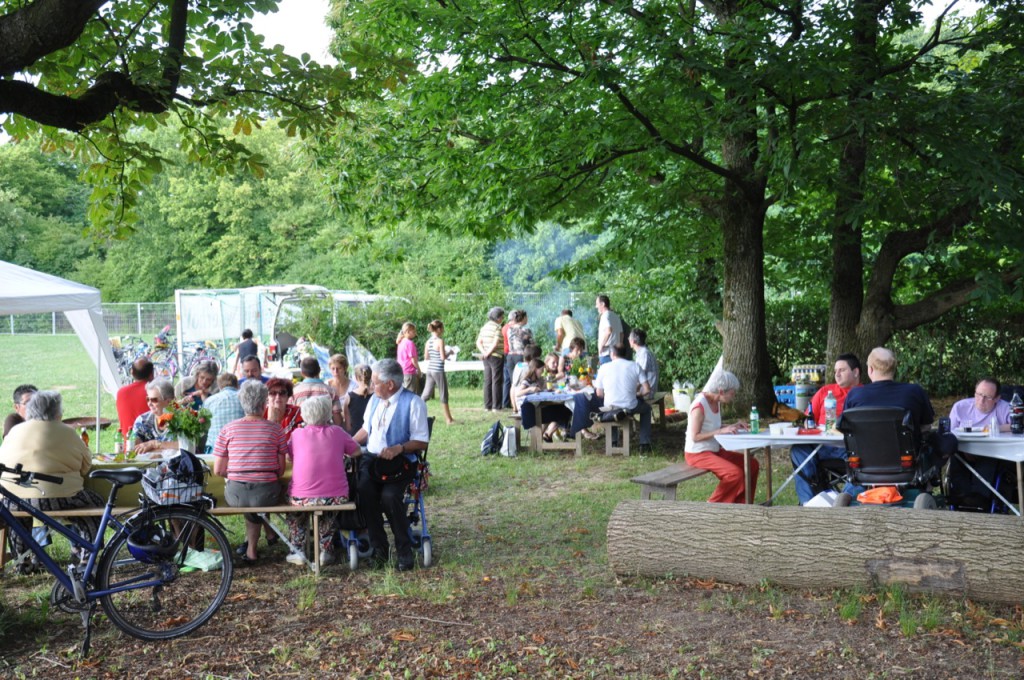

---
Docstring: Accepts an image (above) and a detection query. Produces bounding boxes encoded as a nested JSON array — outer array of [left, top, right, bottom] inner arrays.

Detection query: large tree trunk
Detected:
[[716, 0, 773, 411], [607, 501, 1024, 604]]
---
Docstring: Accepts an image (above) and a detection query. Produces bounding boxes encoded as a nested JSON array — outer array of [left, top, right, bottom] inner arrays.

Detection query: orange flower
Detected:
[[157, 413, 173, 427]]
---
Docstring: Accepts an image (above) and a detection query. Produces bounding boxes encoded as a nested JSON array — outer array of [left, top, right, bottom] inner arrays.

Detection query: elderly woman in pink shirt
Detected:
[[284, 395, 360, 567]]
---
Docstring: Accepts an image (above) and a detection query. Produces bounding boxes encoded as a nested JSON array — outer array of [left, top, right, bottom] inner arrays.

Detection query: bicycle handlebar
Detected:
[[0, 463, 64, 486]]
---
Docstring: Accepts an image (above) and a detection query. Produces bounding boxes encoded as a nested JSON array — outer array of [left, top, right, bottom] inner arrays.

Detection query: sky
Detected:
[[249, 0, 336, 64]]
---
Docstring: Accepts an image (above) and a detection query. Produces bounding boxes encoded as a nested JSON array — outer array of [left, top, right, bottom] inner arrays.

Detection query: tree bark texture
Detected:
[[607, 501, 1024, 604]]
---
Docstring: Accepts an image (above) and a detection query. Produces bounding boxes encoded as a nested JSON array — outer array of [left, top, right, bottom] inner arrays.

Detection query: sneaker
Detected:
[[285, 552, 307, 566], [319, 550, 336, 567]]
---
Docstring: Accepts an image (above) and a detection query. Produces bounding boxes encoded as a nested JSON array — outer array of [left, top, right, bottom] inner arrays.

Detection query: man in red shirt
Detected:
[[116, 359, 154, 445], [790, 353, 861, 504]]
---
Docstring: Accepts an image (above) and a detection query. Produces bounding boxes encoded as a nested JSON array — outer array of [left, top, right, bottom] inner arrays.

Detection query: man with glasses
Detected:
[[3, 384, 37, 438], [949, 378, 1011, 432], [353, 359, 429, 571]]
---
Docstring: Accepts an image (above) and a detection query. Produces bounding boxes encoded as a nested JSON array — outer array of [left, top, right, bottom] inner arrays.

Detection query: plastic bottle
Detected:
[[990, 415, 999, 438], [749, 405, 760, 434], [1010, 392, 1024, 435], [824, 390, 837, 432]]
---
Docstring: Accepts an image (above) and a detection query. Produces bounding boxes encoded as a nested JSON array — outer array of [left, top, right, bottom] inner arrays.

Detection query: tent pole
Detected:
[[95, 333, 101, 454]]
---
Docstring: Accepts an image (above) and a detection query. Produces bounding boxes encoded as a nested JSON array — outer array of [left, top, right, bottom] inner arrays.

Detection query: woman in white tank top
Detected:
[[684, 371, 759, 504]]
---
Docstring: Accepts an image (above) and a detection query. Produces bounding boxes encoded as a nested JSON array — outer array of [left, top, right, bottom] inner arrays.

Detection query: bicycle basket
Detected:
[[141, 451, 207, 505]]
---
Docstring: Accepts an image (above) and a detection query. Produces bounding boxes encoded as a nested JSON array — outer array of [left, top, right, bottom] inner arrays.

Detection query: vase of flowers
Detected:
[[157, 400, 212, 455], [568, 356, 593, 386]]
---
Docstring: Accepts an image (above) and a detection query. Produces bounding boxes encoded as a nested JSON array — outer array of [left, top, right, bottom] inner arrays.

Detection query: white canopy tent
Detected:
[[0, 261, 120, 449]]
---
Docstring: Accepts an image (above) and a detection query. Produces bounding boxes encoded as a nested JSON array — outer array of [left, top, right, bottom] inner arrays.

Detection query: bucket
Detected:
[[795, 383, 815, 413]]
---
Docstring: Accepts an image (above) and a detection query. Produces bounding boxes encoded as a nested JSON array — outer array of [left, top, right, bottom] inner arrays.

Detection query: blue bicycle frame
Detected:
[[0, 482, 161, 601]]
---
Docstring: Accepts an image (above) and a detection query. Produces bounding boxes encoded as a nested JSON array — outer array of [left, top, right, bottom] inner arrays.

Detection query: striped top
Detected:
[[476, 320, 504, 358], [425, 336, 445, 373], [213, 418, 287, 483]]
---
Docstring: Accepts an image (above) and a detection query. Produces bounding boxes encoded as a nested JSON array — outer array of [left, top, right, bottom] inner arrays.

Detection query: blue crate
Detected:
[[773, 384, 796, 407]]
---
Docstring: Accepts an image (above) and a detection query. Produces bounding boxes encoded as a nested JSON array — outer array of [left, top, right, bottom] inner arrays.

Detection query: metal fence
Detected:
[[4, 302, 176, 337]]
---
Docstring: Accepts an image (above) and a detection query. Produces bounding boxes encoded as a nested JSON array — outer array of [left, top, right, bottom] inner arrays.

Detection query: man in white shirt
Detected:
[[354, 359, 430, 571], [595, 295, 623, 365], [594, 344, 653, 452]]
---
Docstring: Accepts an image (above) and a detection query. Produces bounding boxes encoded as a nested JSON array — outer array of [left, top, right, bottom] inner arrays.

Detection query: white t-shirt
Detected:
[[594, 358, 642, 410], [597, 310, 623, 356], [685, 393, 721, 453]]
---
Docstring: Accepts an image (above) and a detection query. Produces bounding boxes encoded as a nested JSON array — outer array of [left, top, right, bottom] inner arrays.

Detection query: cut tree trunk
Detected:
[[607, 501, 1024, 604]]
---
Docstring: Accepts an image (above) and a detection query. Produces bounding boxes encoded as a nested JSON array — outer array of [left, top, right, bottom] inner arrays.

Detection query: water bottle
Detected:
[[824, 390, 837, 432], [990, 415, 999, 438], [1011, 392, 1024, 435], [749, 406, 760, 434]]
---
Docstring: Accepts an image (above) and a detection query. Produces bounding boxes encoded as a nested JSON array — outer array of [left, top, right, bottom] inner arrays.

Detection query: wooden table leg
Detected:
[[764, 445, 773, 505], [743, 451, 751, 504]]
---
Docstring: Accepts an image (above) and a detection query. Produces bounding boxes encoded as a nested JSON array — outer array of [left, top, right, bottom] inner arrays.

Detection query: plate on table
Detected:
[[955, 429, 990, 439]]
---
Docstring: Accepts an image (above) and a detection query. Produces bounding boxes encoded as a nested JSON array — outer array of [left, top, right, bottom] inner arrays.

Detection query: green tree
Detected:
[[328, 0, 1024, 404], [0, 0, 402, 233]]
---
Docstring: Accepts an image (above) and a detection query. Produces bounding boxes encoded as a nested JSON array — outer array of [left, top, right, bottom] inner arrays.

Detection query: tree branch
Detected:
[[0, 0, 107, 77], [894, 269, 1022, 331], [865, 202, 976, 307]]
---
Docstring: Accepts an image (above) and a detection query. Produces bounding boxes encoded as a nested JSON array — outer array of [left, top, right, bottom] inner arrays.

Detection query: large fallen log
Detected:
[[607, 501, 1024, 604]]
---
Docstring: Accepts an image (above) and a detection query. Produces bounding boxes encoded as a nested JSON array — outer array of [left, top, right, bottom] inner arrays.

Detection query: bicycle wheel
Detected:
[[150, 350, 177, 380], [97, 509, 233, 641]]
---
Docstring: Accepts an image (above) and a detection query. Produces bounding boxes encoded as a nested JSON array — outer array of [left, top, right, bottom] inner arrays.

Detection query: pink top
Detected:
[[397, 338, 418, 375], [287, 425, 359, 498], [213, 418, 287, 483]]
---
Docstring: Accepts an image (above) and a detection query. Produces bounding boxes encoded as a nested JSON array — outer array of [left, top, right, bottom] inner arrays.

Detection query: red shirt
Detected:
[[501, 323, 512, 354], [116, 381, 149, 439], [809, 383, 860, 425]]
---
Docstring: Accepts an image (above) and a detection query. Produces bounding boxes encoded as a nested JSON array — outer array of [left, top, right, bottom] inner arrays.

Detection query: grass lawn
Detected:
[[2, 335, 1024, 677]]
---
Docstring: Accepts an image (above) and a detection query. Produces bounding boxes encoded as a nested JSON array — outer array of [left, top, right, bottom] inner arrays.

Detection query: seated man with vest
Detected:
[[353, 358, 430, 571]]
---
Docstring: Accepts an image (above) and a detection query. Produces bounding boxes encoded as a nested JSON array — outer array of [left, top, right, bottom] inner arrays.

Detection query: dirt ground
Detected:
[[4, 531, 1024, 678]]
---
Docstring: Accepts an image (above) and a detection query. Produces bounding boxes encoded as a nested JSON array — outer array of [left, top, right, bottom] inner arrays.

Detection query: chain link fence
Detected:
[[3, 302, 176, 337]]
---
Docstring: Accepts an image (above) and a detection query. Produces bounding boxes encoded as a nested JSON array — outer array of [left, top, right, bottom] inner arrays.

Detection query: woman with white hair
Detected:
[[0, 391, 104, 570], [684, 370, 759, 504], [130, 378, 179, 456], [283, 396, 360, 567], [213, 380, 288, 564]]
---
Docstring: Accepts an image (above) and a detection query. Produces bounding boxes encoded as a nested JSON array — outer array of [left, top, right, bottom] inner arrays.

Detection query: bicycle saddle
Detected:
[[89, 468, 144, 485]]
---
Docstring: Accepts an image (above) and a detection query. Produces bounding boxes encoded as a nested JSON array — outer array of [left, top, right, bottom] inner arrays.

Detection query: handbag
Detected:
[[371, 454, 416, 484]]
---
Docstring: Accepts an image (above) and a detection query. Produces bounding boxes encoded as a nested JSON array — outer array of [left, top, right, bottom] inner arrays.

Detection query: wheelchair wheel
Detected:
[[421, 536, 433, 568], [833, 492, 853, 507], [913, 492, 938, 510], [348, 541, 359, 571]]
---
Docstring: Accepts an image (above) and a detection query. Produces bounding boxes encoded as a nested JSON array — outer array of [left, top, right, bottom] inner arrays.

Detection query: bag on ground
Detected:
[[500, 426, 518, 457], [481, 421, 504, 456]]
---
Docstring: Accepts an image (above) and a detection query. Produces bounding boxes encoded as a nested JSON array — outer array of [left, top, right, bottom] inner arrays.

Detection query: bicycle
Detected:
[[0, 463, 234, 655]]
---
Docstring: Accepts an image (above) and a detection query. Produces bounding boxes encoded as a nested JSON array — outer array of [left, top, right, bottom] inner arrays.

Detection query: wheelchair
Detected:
[[832, 406, 942, 509], [334, 417, 434, 570]]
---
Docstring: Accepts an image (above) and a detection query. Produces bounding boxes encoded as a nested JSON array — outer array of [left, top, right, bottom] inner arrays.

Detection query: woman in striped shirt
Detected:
[[421, 319, 455, 424], [213, 380, 287, 563]]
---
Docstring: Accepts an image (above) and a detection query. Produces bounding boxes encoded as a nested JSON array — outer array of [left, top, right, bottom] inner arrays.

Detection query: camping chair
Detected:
[[834, 406, 940, 509]]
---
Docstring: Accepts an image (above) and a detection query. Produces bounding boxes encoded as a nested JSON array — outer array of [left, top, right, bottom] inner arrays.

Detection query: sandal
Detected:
[[582, 429, 600, 440], [542, 433, 553, 443], [237, 553, 258, 566]]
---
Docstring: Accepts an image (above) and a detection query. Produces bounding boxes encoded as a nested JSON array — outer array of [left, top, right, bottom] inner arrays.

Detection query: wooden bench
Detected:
[[630, 462, 709, 500], [648, 391, 669, 430], [0, 502, 356, 576]]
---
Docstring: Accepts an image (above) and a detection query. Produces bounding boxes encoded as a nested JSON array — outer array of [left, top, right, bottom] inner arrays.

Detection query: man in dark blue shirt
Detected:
[[844, 347, 934, 444]]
